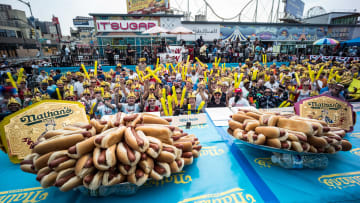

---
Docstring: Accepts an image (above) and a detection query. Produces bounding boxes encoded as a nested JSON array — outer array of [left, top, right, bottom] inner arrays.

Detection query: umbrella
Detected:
[[167, 26, 195, 34], [340, 37, 360, 46], [142, 26, 169, 34], [313, 38, 339, 45]]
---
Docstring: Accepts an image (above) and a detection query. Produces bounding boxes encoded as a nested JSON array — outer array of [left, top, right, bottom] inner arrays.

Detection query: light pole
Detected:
[[17, 0, 43, 57]]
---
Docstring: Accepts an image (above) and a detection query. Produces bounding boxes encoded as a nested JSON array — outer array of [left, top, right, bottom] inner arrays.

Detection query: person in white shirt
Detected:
[[228, 88, 250, 107], [195, 82, 208, 107], [37, 70, 48, 83], [74, 74, 85, 97], [128, 69, 138, 80], [264, 75, 279, 92]]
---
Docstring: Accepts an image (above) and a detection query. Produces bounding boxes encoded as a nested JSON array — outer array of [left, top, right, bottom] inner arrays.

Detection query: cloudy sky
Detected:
[[2, 0, 360, 35]]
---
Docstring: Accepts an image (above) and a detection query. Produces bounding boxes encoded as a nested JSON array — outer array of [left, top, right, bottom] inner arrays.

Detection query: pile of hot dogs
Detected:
[[228, 110, 352, 153], [20, 113, 201, 192]]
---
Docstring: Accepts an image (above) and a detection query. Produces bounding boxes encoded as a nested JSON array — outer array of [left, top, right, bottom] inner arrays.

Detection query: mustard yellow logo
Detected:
[[350, 148, 360, 156], [142, 170, 192, 188], [254, 157, 276, 168], [350, 133, 360, 138], [178, 187, 256, 203], [318, 171, 360, 190], [0, 187, 48, 203], [200, 146, 225, 157]]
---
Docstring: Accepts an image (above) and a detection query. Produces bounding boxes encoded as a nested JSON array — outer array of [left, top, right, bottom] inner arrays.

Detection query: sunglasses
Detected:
[[148, 99, 156, 102], [265, 91, 271, 93], [176, 92, 181, 94], [104, 98, 110, 101], [84, 94, 90, 96]]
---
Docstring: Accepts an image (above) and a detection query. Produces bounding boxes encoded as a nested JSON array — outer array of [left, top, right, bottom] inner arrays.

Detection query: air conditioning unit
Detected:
[[195, 14, 207, 21]]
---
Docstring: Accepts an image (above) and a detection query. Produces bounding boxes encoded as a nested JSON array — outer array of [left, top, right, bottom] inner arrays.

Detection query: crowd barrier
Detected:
[[38, 62, 290, 74]]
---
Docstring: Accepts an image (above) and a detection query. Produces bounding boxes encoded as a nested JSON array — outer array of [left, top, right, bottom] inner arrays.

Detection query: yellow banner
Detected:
[[127, 0, 168, 14], [0, 100, 88, 163]]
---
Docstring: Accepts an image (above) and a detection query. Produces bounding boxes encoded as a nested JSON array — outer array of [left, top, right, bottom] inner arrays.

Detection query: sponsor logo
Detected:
[[142, 170, 192, 188], [200, 146, 225, 157], [0, 187, 48, 203], [318, 171, 360, 190], [350, 148, 360, 156], [20, 107, 73, 126], [254, 157, 276, 168], [350, 133, 360, 138], [178, 188, 256, 203], [308, 102, 342, 110]]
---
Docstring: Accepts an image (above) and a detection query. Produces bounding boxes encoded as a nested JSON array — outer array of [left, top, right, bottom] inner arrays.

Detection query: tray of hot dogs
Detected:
[[20, 112, 201, 197], [227, 110, 352, 155]]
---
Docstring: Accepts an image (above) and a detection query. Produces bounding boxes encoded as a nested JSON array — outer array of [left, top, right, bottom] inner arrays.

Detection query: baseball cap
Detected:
[[234, 88, 242, 93]]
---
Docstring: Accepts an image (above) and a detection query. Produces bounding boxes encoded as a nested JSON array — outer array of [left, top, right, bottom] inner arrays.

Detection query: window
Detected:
[[0, 29, 6, 37]]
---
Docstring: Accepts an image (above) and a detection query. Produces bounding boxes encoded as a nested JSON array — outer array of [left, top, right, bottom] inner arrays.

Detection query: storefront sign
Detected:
[[96, 20, 158, 32], [181, 24, 220, 42], [294, 95, 355, 132], [310, 55, 360, 62], [126, 0, 169, 14], [0, 100, 88, 163]]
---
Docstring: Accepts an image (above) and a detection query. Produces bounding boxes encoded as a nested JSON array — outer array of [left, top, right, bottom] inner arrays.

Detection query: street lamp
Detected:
[[17, 0, 43, 57]]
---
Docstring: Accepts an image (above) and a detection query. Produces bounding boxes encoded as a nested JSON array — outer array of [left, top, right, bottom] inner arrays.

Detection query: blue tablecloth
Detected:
[[0, 112, 359, 203]]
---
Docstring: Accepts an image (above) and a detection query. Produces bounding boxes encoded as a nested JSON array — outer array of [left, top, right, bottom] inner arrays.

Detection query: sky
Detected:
[[2, 0, 360, 36]]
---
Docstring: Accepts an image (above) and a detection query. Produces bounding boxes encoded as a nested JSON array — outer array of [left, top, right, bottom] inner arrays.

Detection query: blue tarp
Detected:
[[1, 112, 359, 202], [341, 37, 360, 46]]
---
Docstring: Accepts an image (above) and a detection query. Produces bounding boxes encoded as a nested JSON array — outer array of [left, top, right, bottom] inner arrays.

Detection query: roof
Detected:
[[303, 12, 360, 20], [89, 13, 184, 18]]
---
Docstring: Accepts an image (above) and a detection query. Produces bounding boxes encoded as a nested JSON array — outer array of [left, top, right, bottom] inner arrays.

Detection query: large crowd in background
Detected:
[[1, 42, 360, 120]]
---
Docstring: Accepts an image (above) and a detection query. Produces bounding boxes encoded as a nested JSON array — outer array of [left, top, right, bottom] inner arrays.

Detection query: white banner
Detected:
[[180, 24, 220, 42], [96, 20, 158, 32], [158, 53, 182, 63], [309, 55, 360, 62]]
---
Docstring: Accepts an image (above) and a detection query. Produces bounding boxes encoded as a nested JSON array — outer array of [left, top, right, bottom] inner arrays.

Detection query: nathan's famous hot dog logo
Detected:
[[178, 188, 256, 203], [318, 171, 360, 190], [254, 157, 277, 168], [20, 107, 73, 126], [200, 146, 224, 157], [0, 187, 48, 203], [308, 102, 342, 110], [142, 170, 192, 188], [350, 148, 360, 156]]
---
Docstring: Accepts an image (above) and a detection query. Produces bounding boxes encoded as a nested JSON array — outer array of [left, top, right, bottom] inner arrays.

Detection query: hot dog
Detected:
[[124, 127, 149, 152], [135, 125, 173, 145], [75, 153, 95, 178], [128, 168, 149, 186], [36, 166, 58, 188], [118, 164, 136, 175], [83, 171, 104, 190], [259, 114, 280, 126], [116, 142, 141, 166], [139, 153, 154, 174], [150, 162, 171, 180], [182, 151, 193, 165], [90, 119, 107, 134], [243, 119, 260, 131], [146, 136, 163, 159], [93, 145, 117, 171], [54, 168, 82, 192], [102, 167, 126, 186], [228, 120, 244, 131], [156, 144, 178, 163], [307, 135, 328, 148], [142, 115, 170, 125], [68, 136, 96, 159], [255, 126, 287, 139], [170, 158, 185, 173], [341, 139, 352, 151], [277, 118, 314, 136], [47, 150, 76, 172], [242, 131, 266, 145], [33, 133, 90, 155], [287, 130, 307, 142], [94, 126, 126, 148], [20, 153, 39, 174], [124, 113, 142, 127], [34, 152, 53, 171], [231, 113, 255, 123], [245, 111, 263, 120]]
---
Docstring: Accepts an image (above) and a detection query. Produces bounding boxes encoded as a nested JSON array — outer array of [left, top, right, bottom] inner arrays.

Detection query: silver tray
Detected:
[[75, 182, 139, 197], [233, 138, 327, 155]]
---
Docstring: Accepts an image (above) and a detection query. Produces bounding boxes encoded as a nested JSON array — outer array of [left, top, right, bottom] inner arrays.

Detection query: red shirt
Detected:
[[145, 106, 159, 112]]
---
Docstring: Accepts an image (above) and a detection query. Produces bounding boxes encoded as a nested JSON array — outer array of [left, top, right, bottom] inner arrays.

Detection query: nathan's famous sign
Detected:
[[0, 101, 88, 163]]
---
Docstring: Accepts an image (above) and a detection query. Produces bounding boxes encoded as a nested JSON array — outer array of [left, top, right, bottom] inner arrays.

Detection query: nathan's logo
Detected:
[[200, 146, 224, 157], [318, 171, 360, 190], [308, 102, 342, 110], [142, 170, 191, 188], [350, 133, 360, 138], [20, 107, 73, 126], [350, 148, 360, 156], [254, 157, 276, 168], [0, 187, 48, 203], [178, 188, 256, 203]]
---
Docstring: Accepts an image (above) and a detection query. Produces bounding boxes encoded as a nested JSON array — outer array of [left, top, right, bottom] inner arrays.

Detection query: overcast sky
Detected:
[[2, 0, 360, 35]]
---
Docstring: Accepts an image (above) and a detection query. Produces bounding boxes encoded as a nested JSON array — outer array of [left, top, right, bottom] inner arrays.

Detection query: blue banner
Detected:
[[285, 0, 305, 18]]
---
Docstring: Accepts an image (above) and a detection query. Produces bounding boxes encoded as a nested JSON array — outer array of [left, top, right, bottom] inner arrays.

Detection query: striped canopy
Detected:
[[313, 38, 339, 45]]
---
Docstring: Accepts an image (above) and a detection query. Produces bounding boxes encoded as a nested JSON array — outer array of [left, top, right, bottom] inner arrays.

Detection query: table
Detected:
[[1, 112, 360, 203]]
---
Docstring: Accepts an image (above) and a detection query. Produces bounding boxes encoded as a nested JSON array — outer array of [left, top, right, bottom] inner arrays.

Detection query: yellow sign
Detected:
[[297, 95, 354, 131], [199, 146, 225, 157], [0, 100, 88, 163], [126, 0, 169, 14], [350, 148, 360, 156], [318, 171, 360, 190], [0, 187, 48, 203], [178, 188, 256, 203]]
